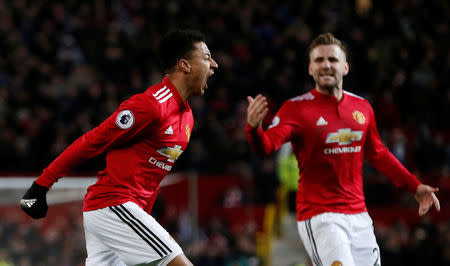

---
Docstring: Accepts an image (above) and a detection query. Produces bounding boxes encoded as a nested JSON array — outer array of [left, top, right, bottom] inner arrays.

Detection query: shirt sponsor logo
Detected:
[[157, 145, 183, 163], [325, 128, 363, 145], [115, 110, 134, 129], [150, 144, 184, 171], [324, 145, 361, 154], [186, 124, 191, 141], [324, 128, 363, 154], [149, 157, 172, 171]]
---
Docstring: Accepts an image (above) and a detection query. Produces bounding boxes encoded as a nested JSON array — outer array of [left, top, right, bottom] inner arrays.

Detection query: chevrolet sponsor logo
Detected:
[[149, 157, 172, 171], [157, 145, 183, 162], [324, 146, 361, 154], [325, 128, 363, 145]]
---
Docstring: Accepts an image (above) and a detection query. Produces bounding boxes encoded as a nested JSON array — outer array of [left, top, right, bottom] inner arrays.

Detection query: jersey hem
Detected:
[[297, 208, 368, 221], [82, 199, 145, 213]]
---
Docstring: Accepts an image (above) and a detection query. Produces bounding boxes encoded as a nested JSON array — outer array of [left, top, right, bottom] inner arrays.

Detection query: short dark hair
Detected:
[[308, 32, 347, 59], [158, 29, 206, 73]]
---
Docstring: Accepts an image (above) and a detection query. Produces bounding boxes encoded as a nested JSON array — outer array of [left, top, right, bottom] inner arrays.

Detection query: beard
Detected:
[[315, 73, 340, 90], [318, 80, 337, 90]]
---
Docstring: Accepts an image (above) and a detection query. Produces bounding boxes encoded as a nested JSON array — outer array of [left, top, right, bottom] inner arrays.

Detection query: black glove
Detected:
[[20, 182, 49, 219]]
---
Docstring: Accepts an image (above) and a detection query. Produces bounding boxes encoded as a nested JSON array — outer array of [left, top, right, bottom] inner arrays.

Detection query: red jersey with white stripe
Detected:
[[36, 77, 194, 213], [246, 89, 421, 221]]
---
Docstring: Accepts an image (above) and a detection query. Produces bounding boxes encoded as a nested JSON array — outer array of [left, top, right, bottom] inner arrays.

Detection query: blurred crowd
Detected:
[[0, 0, 448, 178], [0, 209, 86, 266], [0, 0, 449, 265], [375, 217, 450, 266]]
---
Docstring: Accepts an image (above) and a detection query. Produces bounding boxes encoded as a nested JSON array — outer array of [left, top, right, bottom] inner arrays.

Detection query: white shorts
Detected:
[[297, 212, 381, 266], [83, 202, 183, 266]]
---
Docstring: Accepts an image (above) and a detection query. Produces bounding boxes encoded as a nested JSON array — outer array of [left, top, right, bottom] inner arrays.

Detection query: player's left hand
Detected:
[[414, 184, 440, 216], [20, 182, 49, 219], [247, 94, 268, 128]]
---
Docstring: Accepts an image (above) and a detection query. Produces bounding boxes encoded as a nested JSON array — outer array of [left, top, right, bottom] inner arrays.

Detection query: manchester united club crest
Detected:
[[186, 124, 191, 141], [352, 110, 365, 125]]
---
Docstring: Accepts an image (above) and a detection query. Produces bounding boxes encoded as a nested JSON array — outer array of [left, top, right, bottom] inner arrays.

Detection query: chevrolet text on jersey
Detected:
[[324, 146, 362, 154], [149, 157, 172, 171]]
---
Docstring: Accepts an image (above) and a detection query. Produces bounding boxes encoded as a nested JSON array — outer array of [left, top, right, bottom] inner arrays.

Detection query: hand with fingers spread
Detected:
[[414, 184, 440, 216], [247, 94, 268, 128]]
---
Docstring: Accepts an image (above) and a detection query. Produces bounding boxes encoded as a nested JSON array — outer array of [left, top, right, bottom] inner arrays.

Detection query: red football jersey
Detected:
[[246, 89, 421, 221], [36, 77, 194, 213]]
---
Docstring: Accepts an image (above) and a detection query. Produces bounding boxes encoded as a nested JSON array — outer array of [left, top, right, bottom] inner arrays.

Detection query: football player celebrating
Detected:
[[21, 29, 218, 266], [246, 32, 439, 266]]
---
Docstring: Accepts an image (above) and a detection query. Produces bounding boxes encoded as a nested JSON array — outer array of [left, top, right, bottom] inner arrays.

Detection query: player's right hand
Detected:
[[247, 94, 268, 128], [414, 184, 440, 216], [20, 182, 49, 219]]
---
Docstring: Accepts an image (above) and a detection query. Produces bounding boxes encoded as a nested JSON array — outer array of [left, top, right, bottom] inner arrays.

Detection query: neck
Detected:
[[316, 85, 343, 101], [166, 73, 189, 102]]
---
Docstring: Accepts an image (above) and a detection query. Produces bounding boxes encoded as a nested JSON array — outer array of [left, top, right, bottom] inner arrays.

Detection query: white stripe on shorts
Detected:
[[305, 219, 323, 266], [109, 205, 172, 257], [84, 202, 183, 266]]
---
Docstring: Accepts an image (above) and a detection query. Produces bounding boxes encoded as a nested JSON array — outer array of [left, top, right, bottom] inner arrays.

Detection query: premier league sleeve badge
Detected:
[[115, 110, 135, 129]]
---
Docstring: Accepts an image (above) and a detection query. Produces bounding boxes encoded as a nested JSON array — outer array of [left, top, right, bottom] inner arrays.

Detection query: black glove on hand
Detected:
[[20, 182, 49, 219]]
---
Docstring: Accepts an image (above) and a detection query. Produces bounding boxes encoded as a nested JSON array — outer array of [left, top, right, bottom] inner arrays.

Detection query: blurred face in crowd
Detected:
[[309, 44, 349, 91], [185, 42, 218, 95]]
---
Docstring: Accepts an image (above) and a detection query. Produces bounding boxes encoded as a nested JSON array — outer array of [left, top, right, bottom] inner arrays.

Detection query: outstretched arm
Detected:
[[21, 94, 157, 219], [414, 184, 440, 216]]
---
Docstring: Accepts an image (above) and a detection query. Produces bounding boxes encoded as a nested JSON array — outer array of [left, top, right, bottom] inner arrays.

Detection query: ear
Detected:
[[308, 63, 313, 76], [178, 59, 191, 73], [343, 62, 349, 76]]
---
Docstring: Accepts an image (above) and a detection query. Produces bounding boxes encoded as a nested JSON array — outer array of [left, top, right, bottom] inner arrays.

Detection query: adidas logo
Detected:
[[316, 117, 328, 126], [165, 125, 174, 135], [21, 199, 37, 208]]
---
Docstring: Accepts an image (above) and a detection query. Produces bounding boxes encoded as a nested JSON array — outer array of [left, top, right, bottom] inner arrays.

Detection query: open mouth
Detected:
[[320, 72, 334, 77], [205, 71, 215, 89], [319, 74, 335, 81]]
